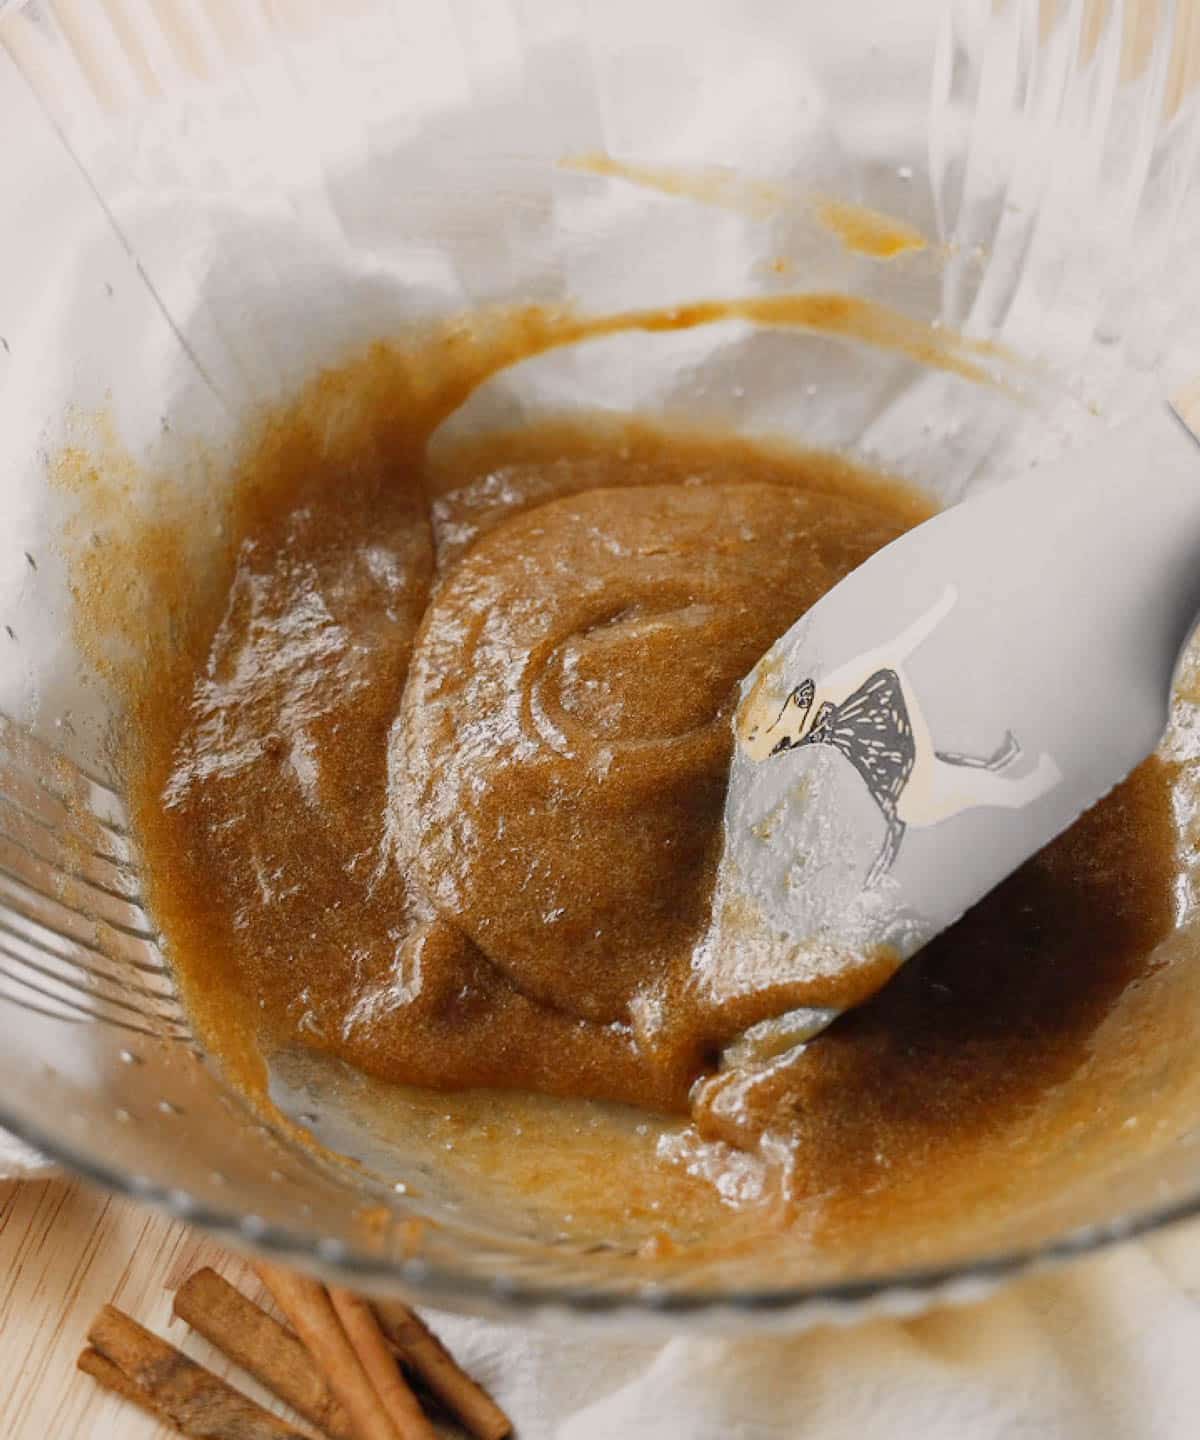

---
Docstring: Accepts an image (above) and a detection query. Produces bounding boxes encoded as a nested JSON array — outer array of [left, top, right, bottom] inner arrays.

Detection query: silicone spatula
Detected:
[[701, 386, 1200, 1048]]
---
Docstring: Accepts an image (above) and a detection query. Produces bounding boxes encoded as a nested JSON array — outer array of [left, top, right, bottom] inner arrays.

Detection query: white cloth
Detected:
[[0, 1127, 51, 1178], [423, 1222, 1200, 1439]]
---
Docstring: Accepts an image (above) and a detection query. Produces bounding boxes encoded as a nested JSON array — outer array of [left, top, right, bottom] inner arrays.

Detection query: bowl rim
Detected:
[[5, 1096, 1199, 1328]]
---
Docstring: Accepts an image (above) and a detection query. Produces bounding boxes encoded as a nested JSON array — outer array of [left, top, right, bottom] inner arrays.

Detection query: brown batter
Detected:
[[147, 420, 924, 1121], [130, 412, 1177, 1184], [91, 302, 1180, 1232]]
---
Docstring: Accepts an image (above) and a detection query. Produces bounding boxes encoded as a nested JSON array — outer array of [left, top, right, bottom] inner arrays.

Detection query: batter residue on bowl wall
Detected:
[[562, 154, 930, 260]]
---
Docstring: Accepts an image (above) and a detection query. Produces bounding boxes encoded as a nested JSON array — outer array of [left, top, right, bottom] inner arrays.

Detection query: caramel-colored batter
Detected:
[[149, 422, 923, 1123], [132, 412, 1177, 1188], [90, 301, 1179, 1236]]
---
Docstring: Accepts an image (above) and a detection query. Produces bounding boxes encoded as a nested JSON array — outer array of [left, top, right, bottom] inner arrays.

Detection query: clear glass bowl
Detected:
[[3, 0, 1200, 1332]]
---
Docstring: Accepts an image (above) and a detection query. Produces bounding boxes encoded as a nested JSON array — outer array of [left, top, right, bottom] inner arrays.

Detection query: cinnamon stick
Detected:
[[374, 1300, 512, 1440], [87, 1304, 312, 1440], [252, 1261, 402, 1440], [328, 1288, 437, 1440], [78, 1346, 172, 1427], [174, 1268, 355, 1440]]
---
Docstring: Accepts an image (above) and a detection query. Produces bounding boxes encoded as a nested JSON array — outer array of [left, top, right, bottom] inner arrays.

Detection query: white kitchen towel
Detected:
[[0, 1127, 51, 1178], [416, 1220, 1200, 1439]]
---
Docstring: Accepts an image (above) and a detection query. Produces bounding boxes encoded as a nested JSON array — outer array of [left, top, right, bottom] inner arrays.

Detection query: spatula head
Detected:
[[696, 405, 1200, 1033]]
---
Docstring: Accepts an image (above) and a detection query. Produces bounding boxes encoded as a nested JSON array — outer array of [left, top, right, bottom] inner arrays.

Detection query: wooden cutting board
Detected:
[[0, 1176, 475, 1439], [0, 1175, 432, 1440], [0, 1176, 275, 1439]]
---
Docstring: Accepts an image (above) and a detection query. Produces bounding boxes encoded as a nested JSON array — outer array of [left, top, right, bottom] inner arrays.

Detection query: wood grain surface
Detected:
[[1, 1177, 275, 1438], [0, 1177, 465, 1439]]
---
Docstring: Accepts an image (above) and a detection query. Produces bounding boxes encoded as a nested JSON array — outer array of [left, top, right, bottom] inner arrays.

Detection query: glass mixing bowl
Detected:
[[3, 0, 1200, 1332]]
